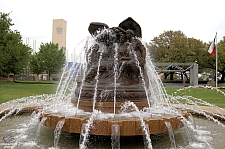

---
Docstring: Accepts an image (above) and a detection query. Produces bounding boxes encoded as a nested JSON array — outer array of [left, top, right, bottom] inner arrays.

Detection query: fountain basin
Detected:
[[37, 106, 189, 136]]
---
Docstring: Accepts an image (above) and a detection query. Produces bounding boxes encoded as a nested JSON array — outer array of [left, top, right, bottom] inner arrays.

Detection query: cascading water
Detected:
[[0, 17, 225, 149], [54, 120, 65, 148], [113, 43, 119, 115], [120, 101, 153, 149], [165, 121, 176, 148], [35, 117, 47, 142]]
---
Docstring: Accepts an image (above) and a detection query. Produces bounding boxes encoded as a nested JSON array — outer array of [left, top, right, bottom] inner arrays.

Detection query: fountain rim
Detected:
[[2, 102, 225, 136], [37, 107, 189, 136]]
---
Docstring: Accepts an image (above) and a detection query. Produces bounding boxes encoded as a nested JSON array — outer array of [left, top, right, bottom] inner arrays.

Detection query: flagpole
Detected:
[[215, 32, 218, 88]]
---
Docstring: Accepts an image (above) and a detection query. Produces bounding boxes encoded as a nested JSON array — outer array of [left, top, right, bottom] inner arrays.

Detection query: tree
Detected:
[[0, 12, 30, 80], [37, 42, 66, 80], [29, 52, 45, 77], [217, 37, 225, 81], [148, 30, 206, 63]]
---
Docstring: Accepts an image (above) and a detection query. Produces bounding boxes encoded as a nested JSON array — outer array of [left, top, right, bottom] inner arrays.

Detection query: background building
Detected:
[[52, 19, 67, 80], [52, 19, 67, 58]]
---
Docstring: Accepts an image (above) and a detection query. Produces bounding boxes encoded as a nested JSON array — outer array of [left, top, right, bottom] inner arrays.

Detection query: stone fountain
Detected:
[[36, 17, 189, 148]]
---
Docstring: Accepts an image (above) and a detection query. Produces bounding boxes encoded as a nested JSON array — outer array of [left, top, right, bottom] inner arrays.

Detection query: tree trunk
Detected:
[[48, 73, 51, 81], [13, 73, 16, 82]]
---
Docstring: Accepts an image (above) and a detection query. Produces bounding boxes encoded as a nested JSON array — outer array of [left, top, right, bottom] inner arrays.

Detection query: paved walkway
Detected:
[[184, 105, 225, 120], [0, 103, 44, 117], [186, 105, 225, 120]]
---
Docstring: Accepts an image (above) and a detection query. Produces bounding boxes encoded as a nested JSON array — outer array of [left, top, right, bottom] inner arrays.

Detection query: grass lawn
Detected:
[[165, 87, 225, 108], [0, 81, 58, 104], [0, 81, 225, 108]]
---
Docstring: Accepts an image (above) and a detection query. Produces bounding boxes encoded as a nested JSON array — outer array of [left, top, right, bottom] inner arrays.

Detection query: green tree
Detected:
[[217, 37, 225, 80], [148, 30, 206, 63], [0, 12, 30, 80], [29, 52, 45, 77], [38, 42, 66, 80]]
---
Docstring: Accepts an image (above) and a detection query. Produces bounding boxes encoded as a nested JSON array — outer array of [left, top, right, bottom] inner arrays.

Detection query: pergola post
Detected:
[[189, 62, 198, 86]]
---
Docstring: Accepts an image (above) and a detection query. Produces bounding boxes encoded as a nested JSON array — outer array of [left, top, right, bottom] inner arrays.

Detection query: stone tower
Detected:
[[52, 19, 67, 56]]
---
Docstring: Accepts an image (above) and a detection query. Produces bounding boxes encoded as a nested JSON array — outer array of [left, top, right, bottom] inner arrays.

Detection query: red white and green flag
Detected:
[[208, 35, 216, 57]]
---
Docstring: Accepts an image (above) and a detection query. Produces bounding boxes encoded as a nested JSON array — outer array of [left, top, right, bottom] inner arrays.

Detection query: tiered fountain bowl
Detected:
[[37, 17, 189, 136]]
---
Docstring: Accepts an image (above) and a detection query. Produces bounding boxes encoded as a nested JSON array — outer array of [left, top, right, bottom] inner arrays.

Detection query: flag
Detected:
[[208, 36, 216, 57]]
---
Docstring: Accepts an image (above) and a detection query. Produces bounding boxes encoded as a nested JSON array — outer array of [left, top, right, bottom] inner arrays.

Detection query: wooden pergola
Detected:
[[154, 62, 198, 86]]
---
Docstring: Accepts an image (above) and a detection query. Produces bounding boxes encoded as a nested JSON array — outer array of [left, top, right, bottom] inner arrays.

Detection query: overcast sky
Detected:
[[1, 0, 225, 58]]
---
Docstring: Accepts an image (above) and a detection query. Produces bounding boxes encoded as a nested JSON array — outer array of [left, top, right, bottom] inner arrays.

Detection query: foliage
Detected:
[[148, 30, 206, 64], [0, 12, 31, 79], [216, 37, 225, 80], [30, 42, 66, 80], [29, 52, 45, 75]]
